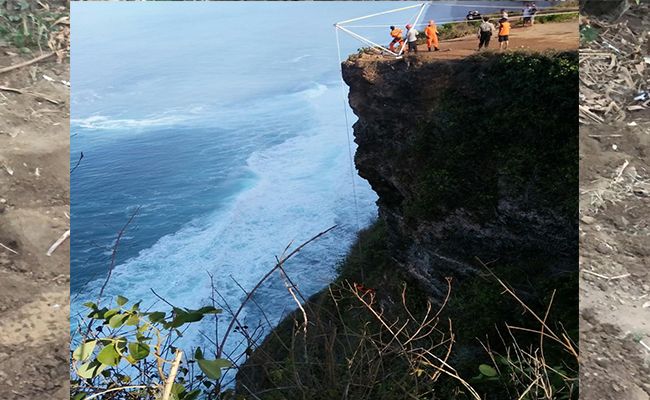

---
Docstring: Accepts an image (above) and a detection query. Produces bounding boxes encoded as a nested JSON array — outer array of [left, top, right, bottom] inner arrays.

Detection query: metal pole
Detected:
[[335, 3, 425, 26], [399, 3, 427, 56], [336, 25, 400, 57]]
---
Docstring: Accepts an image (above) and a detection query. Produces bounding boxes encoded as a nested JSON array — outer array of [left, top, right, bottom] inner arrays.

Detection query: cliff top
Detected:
[[349, 20, 578, 63]]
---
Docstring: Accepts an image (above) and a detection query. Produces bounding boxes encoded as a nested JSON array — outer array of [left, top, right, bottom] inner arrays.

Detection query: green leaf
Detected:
[[171, 383, 186, 395], [128, 342, 150, 360], [72, 340, 97, 361], [104, 308, 120, 320], [115, 338, 128, 354], [126, 313, 140, 326], [72, 393, 88, 400], [182, 389, 201, 400], [116, 295, 128, 306], [136, 332, 153, 342], [166, 308, 205, 328], [77, 360, 106, 379], [479, 364, 498, 377], [194, 347, 204, 360], [82, 302, 97, 310], [109, 313, 127, 329], [579, 25, 598, 43], [97, 344, 121, 367], [197, 358, 231, 380], [148, 311, 166, 323], [88, 307, 109, 319], [194, 306, 222, 315], [181, 389, 201, 400]]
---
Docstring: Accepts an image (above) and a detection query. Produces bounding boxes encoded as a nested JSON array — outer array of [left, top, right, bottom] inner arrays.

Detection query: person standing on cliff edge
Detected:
[[406, 23, 419, 53], [424, 20, 439, 51], [389, 25, 405, 53]]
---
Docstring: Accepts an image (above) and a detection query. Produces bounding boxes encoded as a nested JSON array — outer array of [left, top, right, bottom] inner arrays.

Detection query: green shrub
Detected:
[[405, 52, 579, 221]]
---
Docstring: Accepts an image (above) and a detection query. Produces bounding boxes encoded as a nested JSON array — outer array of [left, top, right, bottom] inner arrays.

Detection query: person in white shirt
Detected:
[[477, 16, 496, 50], [405, 24, 419, 53], [523, 4, 532, 26]]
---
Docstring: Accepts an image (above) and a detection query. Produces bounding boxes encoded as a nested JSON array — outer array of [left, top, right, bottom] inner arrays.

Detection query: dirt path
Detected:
[[361, 20, 578, 62], [0, 49, 70, 399]]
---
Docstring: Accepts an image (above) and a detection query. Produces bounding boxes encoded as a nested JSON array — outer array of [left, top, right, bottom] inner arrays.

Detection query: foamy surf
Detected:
[[72, 113, 195, 130], [71, 83, 377, 360]]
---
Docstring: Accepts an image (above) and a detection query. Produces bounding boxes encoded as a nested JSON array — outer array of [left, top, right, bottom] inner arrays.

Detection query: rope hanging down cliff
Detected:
[[335, 27, 361, 235]]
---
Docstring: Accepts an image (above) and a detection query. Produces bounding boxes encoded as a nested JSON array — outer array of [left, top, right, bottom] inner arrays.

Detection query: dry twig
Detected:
[[0, 52, 56, 75]]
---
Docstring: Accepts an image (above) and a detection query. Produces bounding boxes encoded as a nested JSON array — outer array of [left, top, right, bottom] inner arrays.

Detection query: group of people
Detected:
[[388, 3, 540, 56], [478, 3, 538, 52], [477, 15, 511, 50], [389, 20, 439, 54], [522, 3, 539, 26], [500, 3, 538, 26]]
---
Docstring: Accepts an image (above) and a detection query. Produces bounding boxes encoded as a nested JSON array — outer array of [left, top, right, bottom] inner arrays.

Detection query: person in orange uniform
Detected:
[[497, 17, 511, 50], [389, 25, 405, 52], [424, 20, 440, 51]]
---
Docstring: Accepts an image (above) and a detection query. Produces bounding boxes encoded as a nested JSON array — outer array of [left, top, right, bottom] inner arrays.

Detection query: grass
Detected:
[[0, 0, 68, 52], [237, 221, 578, 399], [534, 12, 579, 24]]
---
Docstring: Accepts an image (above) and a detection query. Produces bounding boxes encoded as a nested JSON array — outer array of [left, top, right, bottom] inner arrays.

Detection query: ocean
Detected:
[[70, 0, 560, 357]]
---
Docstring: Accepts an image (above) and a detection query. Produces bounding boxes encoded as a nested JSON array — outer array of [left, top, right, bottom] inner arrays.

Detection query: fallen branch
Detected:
[[0, 86, 22, 94], [588, 134, 623, 138], [0, 242, 19, 255], [581, 269, 630, 281], [640, 340, 650, 353], [0, 86, 61, 105], [46, 229, 70, 256], [0, 52, 56, 75]]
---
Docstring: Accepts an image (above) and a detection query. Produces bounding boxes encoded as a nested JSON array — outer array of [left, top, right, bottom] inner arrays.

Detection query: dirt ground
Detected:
[[580, 121, 650, 399], [0, 49, 70, 398], [359, 20, 578, 61], [579, 5, 650, 399]]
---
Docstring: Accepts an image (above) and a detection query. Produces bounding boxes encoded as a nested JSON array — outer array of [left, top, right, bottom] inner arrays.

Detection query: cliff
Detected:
[[342, 51, 578, 299], [237, 51, 579, 399]]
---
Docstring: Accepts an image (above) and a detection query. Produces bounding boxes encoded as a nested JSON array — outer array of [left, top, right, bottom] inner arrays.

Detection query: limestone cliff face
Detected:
[[342, 53, 578, 298]]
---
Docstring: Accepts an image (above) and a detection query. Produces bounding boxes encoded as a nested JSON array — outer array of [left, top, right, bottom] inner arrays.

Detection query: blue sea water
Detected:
[[71, 1, 560, 357]]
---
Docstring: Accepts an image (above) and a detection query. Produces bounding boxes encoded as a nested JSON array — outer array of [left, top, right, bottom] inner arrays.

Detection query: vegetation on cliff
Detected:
[[407, 52, 578, 221], [238, 51, 579, 399], [237, 221, 578, 399]]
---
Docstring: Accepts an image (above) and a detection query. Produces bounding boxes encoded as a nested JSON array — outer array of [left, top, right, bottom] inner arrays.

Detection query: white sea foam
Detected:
[[288, 54, 312, 63], [74, 83, 378, 359], [72, 113, 195, 130]]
